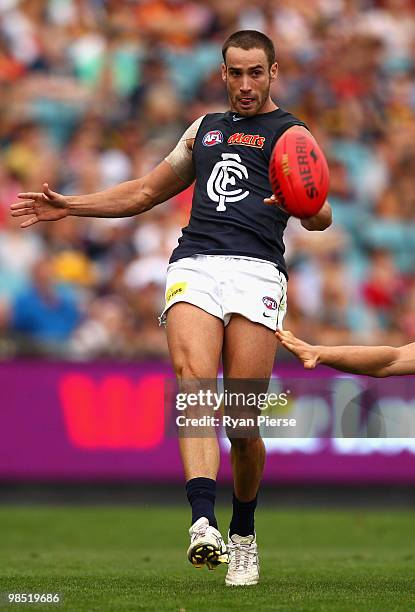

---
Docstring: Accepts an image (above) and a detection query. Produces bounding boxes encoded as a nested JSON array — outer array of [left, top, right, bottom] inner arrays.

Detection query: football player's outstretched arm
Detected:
[[276, 330, 415, 377], [10, 162, 190, 228], [9, 117, 204, 228]]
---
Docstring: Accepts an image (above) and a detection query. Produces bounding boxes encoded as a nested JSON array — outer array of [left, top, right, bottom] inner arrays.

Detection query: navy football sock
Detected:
[[186, 477, 218, 529], [229, 491, 257, 537]]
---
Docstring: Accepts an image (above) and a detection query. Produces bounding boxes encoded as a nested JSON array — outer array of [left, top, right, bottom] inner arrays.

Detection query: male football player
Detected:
[[11, 30, 332, 586], [277, 329, 415, 377]]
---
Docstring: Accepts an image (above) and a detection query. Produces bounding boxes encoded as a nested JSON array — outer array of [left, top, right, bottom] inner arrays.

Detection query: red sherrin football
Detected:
[[269, 127, 329, 219]]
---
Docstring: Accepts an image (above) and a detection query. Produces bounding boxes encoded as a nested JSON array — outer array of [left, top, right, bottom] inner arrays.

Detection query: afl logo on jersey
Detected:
[[203, 130, 223, 147]]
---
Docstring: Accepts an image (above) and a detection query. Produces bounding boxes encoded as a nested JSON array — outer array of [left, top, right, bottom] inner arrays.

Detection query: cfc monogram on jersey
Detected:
[[207, 153, 249, 212], [170, 109, 308, 278]]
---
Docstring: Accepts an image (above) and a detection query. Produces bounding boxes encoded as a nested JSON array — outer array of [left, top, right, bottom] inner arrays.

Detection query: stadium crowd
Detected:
[[1, 0, 415, 359]]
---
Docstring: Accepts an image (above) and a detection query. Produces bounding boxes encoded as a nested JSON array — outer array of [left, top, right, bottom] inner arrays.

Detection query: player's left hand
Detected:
[[263, 194, 289, 213], [275, 329, 319, 369], [264, 194, 277, 206]]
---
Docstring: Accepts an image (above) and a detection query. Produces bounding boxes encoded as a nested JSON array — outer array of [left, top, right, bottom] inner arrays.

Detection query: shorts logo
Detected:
[[207, 153, 249, 212], [203, 130, 223, 147], [228, 133, 265, 149], [262, 296, 277, 310], [166, 282, 187, 304]]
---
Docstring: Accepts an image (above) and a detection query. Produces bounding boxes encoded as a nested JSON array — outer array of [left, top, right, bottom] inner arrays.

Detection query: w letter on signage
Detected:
[[59, 374, 165, 450]]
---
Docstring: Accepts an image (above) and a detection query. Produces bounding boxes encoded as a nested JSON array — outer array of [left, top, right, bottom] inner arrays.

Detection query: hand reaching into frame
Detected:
[[275, 329, 320, 369]]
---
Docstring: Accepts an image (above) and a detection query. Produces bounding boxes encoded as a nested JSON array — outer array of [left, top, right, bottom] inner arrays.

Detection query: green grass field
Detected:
[[0, 506, 414, 611]]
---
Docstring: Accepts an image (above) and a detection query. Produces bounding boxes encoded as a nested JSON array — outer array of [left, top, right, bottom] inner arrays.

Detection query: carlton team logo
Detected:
[[207, 153, 249, 212], [203, 130, 223, 146]]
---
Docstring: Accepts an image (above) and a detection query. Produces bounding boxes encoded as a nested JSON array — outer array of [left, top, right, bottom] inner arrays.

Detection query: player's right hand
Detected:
[[275, 329, 319, 369], [10, 183, 69, 228]]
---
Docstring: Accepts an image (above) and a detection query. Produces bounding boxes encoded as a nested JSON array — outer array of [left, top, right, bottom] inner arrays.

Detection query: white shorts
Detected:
[[159, 255, 287, 331]]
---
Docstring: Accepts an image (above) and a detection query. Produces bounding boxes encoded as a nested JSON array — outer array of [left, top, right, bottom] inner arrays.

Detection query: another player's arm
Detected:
[[276, 330, 415, 377], [10, 117, 203, 227]]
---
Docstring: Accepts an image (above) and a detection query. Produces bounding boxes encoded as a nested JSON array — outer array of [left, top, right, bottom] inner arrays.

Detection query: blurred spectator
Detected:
[[1, 0, 415, 359], [69, 295, 134, 359], [0, 212, 45, 299], [10, 257, 81, 354], [361, 249, 406, 327]]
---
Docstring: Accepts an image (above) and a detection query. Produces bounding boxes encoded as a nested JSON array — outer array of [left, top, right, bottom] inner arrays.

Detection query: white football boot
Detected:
[[187, 517, 228, 570], [225, 533, 259, 586]]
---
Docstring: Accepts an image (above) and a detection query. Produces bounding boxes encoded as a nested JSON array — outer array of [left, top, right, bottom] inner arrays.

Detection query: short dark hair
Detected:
[[222, 30, 276, 69]]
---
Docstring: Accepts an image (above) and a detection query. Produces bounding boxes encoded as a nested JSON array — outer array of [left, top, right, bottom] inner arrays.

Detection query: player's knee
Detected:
[[174, 360, 204, 381], [173, 352, 217, 381], [228, 437, 260, 454]]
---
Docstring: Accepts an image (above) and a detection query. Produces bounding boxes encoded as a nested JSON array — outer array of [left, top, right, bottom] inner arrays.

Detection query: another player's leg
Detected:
[[166, 302, 227, 569], [223, 314, 278, 585]]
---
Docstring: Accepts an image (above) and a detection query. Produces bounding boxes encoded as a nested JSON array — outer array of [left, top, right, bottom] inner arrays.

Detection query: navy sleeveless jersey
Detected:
[[169, 108, 308, 278]]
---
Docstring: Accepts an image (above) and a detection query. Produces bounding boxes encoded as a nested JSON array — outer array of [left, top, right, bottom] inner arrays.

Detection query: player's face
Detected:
[[221, 47, 278, 117]]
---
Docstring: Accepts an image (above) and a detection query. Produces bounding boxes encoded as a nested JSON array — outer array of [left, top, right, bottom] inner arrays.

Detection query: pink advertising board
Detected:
[[1, 361, 415, 483]]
